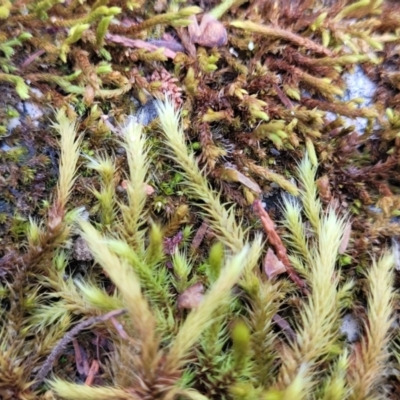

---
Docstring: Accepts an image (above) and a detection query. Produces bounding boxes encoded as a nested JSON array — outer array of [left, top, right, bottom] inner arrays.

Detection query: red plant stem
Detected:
[[253, 200, 308, 293], [84, 360, 100, 386]]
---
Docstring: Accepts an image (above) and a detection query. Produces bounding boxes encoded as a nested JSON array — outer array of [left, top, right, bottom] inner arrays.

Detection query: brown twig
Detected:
[[32, 309, 127, 390], [273, 83, 294, 109], [147, 39, 185, 53], [72, 339, 89, 376], [253, 200, 308, 293], [110, 316, 130, 340], [273, 313, 296, 341], [21, 49, 46, 69], [105, 34, 177, 59], [190, 221, 209, 253], [84, 360, 100, 386]]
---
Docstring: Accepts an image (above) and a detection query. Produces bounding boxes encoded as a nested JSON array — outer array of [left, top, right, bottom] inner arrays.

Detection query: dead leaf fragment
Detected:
[[188, 14, 228, 48], [120, 181, 154, 196], [177, 282, 204, 309], [220, 166, 261, 194], [145, 184, 155, 195], [316, 175, 332, 203], [253, 199, 308, 292], [120, 179, 129, 190], [264, 248, 286, 279], [339, 222, 352, 254], [105, 34, 177, 59], [85, 360, 100, 386]]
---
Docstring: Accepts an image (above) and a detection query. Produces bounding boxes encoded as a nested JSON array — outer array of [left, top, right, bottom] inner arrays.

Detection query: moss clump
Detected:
[[1, 1, 400, 399]]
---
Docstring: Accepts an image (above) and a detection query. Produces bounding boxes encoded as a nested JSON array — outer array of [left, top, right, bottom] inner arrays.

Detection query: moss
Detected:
[[1, 1, 400, 399]]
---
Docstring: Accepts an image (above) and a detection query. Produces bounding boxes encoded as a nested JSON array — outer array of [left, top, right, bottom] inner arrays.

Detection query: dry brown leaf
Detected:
[[105, 34, 177, 59], [177, 282, 204, 310], [188, 14, 228, 48], [264, 248, 286, 279], [253, 200, 308, 292], [120, 179, 129, 190], [120, 181, 154, 196], [220, 167, 262, 194], [339, 222, 352, 254], [145, 184, 155, 195], [316, 175, 332, 203]]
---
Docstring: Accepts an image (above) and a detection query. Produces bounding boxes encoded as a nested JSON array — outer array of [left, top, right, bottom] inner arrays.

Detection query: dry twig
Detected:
[[32, 309, 127, 390], [253, 200, 308, 292], [84, 360, 100, 386], [105, 34, 177, 59]]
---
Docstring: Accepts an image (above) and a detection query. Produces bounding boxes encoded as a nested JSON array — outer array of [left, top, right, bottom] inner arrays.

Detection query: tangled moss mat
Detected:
[[1, 0, 400, 399]]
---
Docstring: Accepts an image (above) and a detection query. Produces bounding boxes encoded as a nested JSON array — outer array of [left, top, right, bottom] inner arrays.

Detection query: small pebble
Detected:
[[135, 100, 159, 126], [7, 117, 21, 131], [340, 313, 360, 342], [73, 237, 93, 261]]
